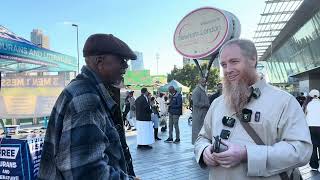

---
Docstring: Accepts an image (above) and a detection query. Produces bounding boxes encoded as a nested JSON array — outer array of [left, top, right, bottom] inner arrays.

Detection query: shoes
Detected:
[[137, 145, 152, 149], [155, 137, 162, 141], [131, 128, 136, 131], [144, 145, 152, 149], [164, 138, 173, 143], [173, 139, 180, 144]]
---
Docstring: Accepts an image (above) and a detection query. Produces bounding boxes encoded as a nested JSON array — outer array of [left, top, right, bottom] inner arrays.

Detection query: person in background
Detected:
[[304, 89, 320, 171], [150, 96, 161, 140], [191, 78, 210, 144], [123, 91, 132, 130], [296, 92, 306, 106], [38, 34, 138, 179], [164, 86, 183, 144], [160, 95, 169, 132], [135, 88, 154, 149], [127, 91, 136, 131]]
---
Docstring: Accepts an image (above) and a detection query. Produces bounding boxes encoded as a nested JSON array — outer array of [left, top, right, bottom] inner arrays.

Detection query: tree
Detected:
[[167, 63, 220, 93]]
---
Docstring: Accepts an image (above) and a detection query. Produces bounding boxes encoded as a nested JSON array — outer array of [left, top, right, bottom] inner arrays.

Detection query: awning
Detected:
[[158, 80, 190, 93], [0, 25, 77, 72]]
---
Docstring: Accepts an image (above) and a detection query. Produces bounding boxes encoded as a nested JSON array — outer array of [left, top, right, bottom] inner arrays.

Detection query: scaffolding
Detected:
[[253, 0, 304, 59]]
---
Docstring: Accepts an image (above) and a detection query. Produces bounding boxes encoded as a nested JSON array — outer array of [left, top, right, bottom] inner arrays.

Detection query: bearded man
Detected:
[[194, 39, 312, 180]]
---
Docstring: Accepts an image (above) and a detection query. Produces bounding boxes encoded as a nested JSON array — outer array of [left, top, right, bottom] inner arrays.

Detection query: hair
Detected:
[[141, 87, 148, 94], [219, 39, 258, 67], [159, 93, 164, 98], [150, 97, 155, 101], [168, 86, 176, 91]]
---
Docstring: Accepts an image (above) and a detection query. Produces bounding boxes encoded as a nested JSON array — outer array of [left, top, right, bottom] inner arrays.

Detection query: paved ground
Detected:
[[126, 112, 208, 180], [125, 111, 320, 180]]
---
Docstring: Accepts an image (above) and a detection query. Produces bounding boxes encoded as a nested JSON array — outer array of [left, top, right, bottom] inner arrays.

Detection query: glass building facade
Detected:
[[266, 10, 320, 84]]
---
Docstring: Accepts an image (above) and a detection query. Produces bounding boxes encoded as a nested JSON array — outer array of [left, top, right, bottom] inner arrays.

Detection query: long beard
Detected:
[[222, 71, 256, 114]]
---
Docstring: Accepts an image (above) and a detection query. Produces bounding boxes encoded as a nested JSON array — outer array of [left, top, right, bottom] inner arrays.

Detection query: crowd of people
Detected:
[[36, 33, 318, 180], [122, 86, 183, 149], [299, 89, 320, 171]]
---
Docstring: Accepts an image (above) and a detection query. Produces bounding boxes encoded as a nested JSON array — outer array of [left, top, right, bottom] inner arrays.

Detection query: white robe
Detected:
[[136, 120, 154, 145]]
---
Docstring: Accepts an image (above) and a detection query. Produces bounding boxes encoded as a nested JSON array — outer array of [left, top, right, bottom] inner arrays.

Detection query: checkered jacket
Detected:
[[38, 66, 133, 180]]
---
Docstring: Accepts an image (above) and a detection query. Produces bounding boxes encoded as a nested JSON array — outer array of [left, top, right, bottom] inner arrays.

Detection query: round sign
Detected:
[[173, 7, 241, 59]]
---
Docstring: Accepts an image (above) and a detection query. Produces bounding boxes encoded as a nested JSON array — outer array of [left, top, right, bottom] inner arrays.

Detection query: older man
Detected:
[[194, 39, 312, 180], [191, 78, 210, 144], [38, 34, 138, 179], [164, 86, 183, 143]]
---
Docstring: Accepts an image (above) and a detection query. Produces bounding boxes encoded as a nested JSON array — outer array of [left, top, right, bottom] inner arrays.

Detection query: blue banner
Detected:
[[0, 138, 42, 180]]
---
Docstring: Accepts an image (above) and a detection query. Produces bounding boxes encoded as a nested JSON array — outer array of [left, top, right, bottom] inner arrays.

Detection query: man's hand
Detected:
[[212, 140, 247, 168], [202, 145, 219, 167]]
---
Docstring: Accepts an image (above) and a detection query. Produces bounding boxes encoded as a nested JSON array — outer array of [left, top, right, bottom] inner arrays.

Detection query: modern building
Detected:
[[254, 0, 320, 93], [130, 51, 144, 71], [31, 29, 50, 49]]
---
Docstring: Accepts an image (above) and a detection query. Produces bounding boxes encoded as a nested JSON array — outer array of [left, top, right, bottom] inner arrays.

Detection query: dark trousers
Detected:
[[309, 127, 320, 169]]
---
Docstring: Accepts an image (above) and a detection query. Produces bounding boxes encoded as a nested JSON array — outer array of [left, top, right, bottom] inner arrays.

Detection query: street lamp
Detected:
[[72, 24, 80, 74]]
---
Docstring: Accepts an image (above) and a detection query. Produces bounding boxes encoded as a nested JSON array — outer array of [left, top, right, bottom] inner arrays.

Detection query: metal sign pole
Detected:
[[193, 59, 205, 79], [205, 52, 219, 82]]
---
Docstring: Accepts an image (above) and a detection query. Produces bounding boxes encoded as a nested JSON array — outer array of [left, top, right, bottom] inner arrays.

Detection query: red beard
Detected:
[[222, 69, 257, 114]]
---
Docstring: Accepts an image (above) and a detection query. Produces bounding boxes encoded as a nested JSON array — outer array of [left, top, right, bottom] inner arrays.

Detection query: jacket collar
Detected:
[[79, 66, 117, 112]]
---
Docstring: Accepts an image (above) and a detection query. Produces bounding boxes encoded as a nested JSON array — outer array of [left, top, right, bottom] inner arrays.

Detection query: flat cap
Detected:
[[83, 34, 137, 60]]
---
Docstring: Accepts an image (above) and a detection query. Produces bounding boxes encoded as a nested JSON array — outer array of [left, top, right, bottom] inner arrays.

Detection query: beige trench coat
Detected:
[[194, 79, 312, 180]]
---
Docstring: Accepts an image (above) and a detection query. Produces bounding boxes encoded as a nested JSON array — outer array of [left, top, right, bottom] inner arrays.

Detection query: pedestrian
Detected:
[[135, 88, 154, 149], [160, 95, 169, 132], [304, 89, 320, 171], [296, 92, 306, 106], [38, 34, 138, 179], [194, 39, 312, 180], [127, 91, 136, 131], [191, 78, 210, 144], [164, 86, 183, 144], [123, 91, 131, 129], [150, 96, 161, 140]]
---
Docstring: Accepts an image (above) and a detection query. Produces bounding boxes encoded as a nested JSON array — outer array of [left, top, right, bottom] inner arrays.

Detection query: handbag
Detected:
[[238, 120, 302, 180]]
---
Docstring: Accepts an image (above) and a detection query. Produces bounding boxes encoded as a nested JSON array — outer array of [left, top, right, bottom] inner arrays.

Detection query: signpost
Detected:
[[173, 7, 241, 80], [0, 137, 43, 180]]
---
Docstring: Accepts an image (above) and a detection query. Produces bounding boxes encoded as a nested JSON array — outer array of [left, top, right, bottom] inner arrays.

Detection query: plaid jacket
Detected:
[[38, 66, 133, 180]]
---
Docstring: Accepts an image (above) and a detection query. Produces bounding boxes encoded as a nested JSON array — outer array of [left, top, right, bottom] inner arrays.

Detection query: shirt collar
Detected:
[[250, 76, 267, 92]]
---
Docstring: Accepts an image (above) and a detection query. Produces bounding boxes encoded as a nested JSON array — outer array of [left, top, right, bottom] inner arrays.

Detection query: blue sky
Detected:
[[1, 0, 265, 75]]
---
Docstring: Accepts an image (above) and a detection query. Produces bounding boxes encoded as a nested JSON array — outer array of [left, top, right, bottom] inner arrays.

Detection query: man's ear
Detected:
[[248, 58, 257, 68], [96, 56, 104, 71]]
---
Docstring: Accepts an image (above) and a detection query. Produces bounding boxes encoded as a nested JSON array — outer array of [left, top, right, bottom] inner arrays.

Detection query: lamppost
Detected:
[[72, 24, 80, 74]]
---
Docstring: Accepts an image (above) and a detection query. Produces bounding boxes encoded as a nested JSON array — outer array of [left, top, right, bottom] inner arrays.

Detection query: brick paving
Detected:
[[126, 111, 320, 180]]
